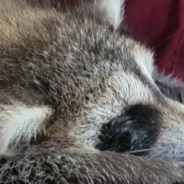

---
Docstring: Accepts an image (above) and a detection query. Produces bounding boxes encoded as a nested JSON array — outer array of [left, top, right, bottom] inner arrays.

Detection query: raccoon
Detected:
[[0, 0, 184, 183]]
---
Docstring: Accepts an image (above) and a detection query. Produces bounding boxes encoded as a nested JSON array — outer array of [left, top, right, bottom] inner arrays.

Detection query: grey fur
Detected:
[[1, 147, 184, 184]]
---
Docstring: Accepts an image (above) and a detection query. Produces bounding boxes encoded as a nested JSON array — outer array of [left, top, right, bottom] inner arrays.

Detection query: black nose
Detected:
[[96, 104, 161, 156]]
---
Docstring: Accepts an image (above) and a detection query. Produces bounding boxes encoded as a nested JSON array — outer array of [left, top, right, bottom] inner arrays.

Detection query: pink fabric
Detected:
[[124, 0, 184, 81]]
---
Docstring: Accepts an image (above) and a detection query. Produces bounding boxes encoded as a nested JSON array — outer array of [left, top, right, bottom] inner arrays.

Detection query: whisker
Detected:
[[125, 148, 156, 154]]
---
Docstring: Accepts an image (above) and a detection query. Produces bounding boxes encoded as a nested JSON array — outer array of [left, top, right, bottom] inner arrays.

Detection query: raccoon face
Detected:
[[48, 0, 184, 161], [77, 0, 184, 161]]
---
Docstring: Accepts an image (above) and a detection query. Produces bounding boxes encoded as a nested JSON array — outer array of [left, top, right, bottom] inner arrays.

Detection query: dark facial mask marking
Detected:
[[96, 104, 161, 156], [156, 81, 183, 103]]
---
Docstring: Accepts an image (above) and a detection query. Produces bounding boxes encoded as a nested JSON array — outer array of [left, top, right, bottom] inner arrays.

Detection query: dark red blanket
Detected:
[[125, 0, 184, 81]]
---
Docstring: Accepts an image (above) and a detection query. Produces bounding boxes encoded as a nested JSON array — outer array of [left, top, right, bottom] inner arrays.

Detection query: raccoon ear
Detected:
[[97, 0, 125, 30]]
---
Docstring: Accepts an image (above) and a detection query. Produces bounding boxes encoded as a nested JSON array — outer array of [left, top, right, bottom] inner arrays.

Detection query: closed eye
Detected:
[[96, 104, 161, 156]]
